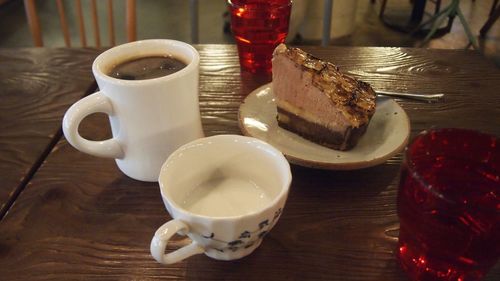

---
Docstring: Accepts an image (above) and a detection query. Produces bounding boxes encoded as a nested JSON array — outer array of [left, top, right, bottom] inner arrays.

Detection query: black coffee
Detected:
[[108, 55, 187, 80]]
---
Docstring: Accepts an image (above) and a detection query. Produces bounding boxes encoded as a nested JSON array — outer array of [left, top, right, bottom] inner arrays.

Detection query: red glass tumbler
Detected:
[[397, 128, 499, 281], [228, 0, 292, 73]]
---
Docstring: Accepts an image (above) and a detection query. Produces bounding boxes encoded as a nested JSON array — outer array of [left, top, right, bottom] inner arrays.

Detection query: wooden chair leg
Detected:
[[90, 0, 101, 47], [75, 0, 87, 47], [126, 0, 137, 42], [23, 0, 43, 47], [107, 0, 115, 46], [56, 0, 71, 47]]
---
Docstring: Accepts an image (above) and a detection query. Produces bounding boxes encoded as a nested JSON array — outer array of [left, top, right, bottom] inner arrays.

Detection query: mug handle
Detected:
[[62, 91, 123, 159], [150, 220, 205, 264]]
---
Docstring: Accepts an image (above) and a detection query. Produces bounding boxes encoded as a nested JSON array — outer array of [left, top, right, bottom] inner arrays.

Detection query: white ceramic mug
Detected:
[[62, 39, 204, 182], [150, 135, 292, 264]]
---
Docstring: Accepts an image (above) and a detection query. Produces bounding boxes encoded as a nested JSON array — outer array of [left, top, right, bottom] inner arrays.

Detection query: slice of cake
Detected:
[[272, 44, 376, 151]]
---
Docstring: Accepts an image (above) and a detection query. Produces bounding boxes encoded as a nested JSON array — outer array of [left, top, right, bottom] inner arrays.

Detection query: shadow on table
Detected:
[[181, 163, 404, 280]]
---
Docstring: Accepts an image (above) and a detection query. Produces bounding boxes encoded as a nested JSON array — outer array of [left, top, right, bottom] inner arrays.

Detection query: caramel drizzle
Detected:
[[284, 47, 376, 124]]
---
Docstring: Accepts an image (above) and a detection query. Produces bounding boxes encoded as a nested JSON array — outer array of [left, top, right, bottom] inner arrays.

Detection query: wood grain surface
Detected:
[[0, 45, 498, 280], [0, 48, 100, 217]]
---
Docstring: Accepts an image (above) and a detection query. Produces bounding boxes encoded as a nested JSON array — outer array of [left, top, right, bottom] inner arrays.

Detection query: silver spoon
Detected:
[[376, 90, 444, 103]]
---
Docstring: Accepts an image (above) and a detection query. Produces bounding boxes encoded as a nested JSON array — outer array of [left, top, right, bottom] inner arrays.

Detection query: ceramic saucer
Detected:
[[238, 83, 411, 170]]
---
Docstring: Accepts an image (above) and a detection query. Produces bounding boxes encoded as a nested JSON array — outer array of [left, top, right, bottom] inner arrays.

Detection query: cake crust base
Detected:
[[277, 107, 369, 151]]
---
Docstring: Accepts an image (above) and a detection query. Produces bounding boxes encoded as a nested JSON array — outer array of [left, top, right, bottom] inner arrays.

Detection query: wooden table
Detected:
[[0, 48, 100, 217], [0, 45, 498, 280]]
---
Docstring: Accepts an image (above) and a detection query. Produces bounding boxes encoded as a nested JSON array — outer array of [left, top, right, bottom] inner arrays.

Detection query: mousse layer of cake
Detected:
[[272, 44, 376, 150]]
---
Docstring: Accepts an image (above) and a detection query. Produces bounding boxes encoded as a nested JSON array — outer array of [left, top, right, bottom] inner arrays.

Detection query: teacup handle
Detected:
[[150, 220, 205, 264], [62, 91, 123, 159]]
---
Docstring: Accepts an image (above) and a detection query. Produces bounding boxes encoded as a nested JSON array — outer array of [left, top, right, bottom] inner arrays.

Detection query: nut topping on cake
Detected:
[[272, 44, 376, 150]]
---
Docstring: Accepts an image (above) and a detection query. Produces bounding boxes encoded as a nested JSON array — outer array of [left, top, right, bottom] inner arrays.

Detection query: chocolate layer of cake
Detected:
[[277, 107, 369, 150], [272, 44, 376, 150]]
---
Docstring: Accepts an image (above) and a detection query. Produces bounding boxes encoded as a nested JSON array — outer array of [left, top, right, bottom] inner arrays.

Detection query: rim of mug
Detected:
[[227, 0, 292, 9], [404, 127, 498, 203], [92, 39, 199, 86], [158, 134, 292, 220]]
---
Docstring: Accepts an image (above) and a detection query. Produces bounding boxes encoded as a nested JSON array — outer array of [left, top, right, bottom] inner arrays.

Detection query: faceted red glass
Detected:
[[228, 0, 291, 73], [397, 128, 499, 281]]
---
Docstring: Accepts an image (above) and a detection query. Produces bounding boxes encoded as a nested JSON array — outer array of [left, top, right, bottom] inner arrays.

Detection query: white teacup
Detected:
[[150, 135, 292, 264], [62, 39, 204, 182]]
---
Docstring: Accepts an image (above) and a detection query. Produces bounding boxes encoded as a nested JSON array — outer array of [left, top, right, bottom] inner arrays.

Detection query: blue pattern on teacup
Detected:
[[203, 207, 283, 253]]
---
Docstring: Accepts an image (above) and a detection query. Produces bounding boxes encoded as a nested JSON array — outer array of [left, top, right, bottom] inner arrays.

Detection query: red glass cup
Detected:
[[227, 0, 292, 73], [396, 128, 500, 281]]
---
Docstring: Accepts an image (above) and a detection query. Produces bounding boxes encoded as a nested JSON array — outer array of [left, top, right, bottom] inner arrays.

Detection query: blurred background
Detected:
[[0, 0, 498, 65]]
